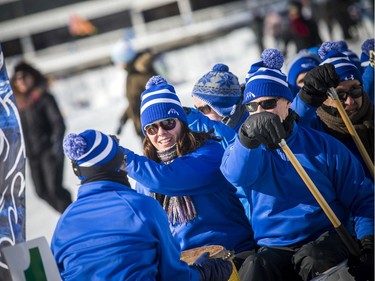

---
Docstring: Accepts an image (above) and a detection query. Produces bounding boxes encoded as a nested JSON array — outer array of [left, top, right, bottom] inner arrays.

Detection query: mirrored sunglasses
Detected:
[[245, 98, 280, 113], [195, 104, 212, 115], [337, 87, 363, 102], [145, 118, 177, 135]]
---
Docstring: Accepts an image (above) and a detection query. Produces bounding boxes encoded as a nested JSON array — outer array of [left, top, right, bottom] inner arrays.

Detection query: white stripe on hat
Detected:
[[333, 62, 357, 69], [246, 74, 288, 87], [77, 131, 102, 161], [141, 98, 182, 114], [321, 57, 351, 65], [80, 134, 114, 167], [141, 88, 175, 101]]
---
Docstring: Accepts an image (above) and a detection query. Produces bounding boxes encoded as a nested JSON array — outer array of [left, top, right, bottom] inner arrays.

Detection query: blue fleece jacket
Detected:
[[221, 122, 374, 247], [124, 140, 256, 253], [51, 181, 200, 281]]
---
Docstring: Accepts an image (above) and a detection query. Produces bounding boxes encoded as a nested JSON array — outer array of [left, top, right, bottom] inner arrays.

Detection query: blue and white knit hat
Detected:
[[140, 75, 187, 135], [318, 41, 362, 83], [63, 129, 123, 179], [360, 38, 374, 68], [192, 63, 242, 117], [286, 50, 321, 87], [336, 40, 362, 72], [243, 48, 293, 104]]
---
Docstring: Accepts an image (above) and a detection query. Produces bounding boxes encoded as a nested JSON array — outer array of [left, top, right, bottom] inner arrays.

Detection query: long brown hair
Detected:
[[143, 121, 220, 162]]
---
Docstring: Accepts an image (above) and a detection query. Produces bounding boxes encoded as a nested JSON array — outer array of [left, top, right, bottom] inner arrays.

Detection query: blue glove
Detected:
[[190, 252, 232, 281]]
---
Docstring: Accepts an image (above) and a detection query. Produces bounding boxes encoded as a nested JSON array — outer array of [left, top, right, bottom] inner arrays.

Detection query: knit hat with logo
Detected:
[[140, 75, 187, 135], [243, 48, 293, 104]]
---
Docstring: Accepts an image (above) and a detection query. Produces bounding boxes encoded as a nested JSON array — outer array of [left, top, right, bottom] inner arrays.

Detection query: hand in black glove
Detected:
[[360, 236, 374, 270], [239, 111, 286, 150], [299, 63, 340, 107], [190, 252, 232, 281]]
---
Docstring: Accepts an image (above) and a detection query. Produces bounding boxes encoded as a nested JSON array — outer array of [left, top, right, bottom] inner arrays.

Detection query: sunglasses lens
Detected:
[[160, 119, 176, 130], [145, 119, 176, 135], [195, 105, 211, 114], [245, 102, 259, 112], [245, 98, 279, 112], [260, 99, 278, 109], [349, 87, 363, 99], [145, 124, 158, 135]]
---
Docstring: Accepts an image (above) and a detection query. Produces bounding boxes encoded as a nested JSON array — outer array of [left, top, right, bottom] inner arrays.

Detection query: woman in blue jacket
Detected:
[[220, 49, 374, 281], [122, 76, 256, 269], [51, 129, 232, 280]]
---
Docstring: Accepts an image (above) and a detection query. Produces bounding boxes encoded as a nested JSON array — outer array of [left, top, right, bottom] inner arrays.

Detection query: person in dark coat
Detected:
[[11, 62, 72, 213], [287, 1, 322, 52]]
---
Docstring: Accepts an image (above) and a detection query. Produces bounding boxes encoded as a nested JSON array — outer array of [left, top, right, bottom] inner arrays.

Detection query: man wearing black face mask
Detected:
[[291, 41, 374, 176]]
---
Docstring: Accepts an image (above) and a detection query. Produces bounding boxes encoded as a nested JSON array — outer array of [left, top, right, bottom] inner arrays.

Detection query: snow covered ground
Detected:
[[24, 21, 373, 245]]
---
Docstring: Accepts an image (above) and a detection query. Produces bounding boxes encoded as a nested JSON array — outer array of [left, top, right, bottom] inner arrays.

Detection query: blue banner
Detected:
[[0, 44, 26, 280]]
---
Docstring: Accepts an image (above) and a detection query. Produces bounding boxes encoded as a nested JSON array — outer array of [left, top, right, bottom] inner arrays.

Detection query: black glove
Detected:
[[360, 236, 374, 270], [190, 252, 232, 281], [299, 63, 340, 107], [239, 111, 286, 150]]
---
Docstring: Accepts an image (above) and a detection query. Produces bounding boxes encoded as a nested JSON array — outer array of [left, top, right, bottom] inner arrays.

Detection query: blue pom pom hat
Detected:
[[336, 40, 362, 72], [63, 129, 123, 179], [243, 48, 293, 104], [286, 50, 321, 88], [192, 63, 242, 117], [318, 41, 362, 83], [140, 75, 187, 135]]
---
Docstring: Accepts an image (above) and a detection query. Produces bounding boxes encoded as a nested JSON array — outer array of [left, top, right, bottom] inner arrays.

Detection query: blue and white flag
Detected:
[[0, 44, 26, 279]]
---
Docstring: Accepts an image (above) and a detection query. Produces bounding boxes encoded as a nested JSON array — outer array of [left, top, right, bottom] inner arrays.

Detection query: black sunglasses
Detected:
[[245, 98, 280, 113], [195, 104, 212, 115], [337, 87, 363, 102], [145, 118, 177, 135]]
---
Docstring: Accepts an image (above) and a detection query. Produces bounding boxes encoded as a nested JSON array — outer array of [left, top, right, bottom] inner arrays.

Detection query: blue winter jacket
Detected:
[[186, 107, 251, 219], [362, 65, 374, 104], [220, 122, 374, 247], [187, 107, 236, 149], [51, 181, 200, 281], [124, 140, 256, 253]]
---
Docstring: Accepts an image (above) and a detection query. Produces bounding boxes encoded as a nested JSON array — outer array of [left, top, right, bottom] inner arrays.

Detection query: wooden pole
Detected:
[[327, 88, 374, 180], [279, 139, 361, 257]]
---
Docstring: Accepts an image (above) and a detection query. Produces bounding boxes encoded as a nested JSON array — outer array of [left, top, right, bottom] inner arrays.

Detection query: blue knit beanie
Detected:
[[243, 48, 293, 104], [318, 41, 362, 83], [140, 75, 187, 135], [286, 50, 321, 88], [336, 40, 362, 72], [192, 63, 242, 117], [360, 38, 374, 68], [63, 130, 123, 179]]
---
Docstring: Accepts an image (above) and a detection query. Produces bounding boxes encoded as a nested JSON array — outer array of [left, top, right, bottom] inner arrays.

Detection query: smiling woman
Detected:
[[121, 75, 257, 272]]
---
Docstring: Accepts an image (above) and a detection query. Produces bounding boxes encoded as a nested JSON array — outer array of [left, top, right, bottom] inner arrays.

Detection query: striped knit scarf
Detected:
[[150, 144, 197, 225]]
